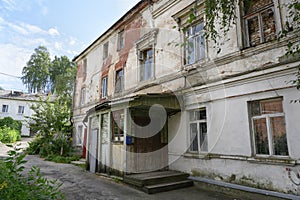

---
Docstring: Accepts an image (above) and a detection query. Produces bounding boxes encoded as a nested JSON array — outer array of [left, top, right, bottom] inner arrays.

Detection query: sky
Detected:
[[0, 0, 140, 92]]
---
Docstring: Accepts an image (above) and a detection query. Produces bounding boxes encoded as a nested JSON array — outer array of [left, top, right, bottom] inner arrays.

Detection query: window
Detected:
[[83, 58, 87, 75], [80, 87, 86, 105], [2, 105, 8, 113], [117, 31, 124, 50], [103, 42, 109, 60], [112, 110, 124, 142], [18, 106, 24, 114], [77, 125, 83, 145], [139, 49, 154, 81], [189, 109, 208, 152], [102, 77, 108, 98], [115, 69, 124, 93], [185, 22, 205, 65], [243, 0, 276, 47], [249, 98, 288, 156]]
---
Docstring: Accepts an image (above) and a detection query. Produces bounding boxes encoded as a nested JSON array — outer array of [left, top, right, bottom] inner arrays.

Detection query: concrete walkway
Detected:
[[24, 155, 243, 200]]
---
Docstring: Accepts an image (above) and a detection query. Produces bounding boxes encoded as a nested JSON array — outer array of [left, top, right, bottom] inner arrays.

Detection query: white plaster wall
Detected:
[[0, 98, 35, 136]]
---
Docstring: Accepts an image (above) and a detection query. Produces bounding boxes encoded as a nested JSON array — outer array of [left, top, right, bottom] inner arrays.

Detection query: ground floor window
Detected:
[[112, 110, 124, 142], [77, 125, 83, 145], [249, 98, 288, 156], [189, 108, 208, 152]]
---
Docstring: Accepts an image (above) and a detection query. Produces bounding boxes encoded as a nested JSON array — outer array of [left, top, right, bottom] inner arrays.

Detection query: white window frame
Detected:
[[249, 98, 289, 157], [102, 76, 108, 98], [115, 68, 124, 93], [242, 0, 281, 48], [2, 105, 8, 113], [103, 42, 109, 60], [18, 105, 25, 115], [80, 87, 86, 105], [188, 108, 208, 153], [139, 48, 154, 82], [184, 21, 206, 65], [77, 125, 83, 145], [117, 30, 124, 51]]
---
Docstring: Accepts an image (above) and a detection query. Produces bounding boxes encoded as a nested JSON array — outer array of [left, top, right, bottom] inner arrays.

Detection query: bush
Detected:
[[45, 155, 80, 164], [0, 117, 22, 133], [0, 149, 64, 199], [0, 126, 21, 143]]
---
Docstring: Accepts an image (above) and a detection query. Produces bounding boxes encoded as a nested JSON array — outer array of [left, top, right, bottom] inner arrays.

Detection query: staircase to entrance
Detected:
[[124, 170, 193, 194]]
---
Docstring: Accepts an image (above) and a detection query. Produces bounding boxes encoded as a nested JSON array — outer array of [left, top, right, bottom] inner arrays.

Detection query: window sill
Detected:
[[183, 152, 209, 159], [183, 58, 207, 71], [248, 156, 296, 166]]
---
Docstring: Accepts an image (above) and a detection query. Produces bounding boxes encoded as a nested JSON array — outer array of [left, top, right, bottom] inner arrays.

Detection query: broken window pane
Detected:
[[261, 99, 283, 114], [261, 8, 276, 42], [271, 116, 288, 156], [247, 16, 261, 46], [253, 118, 269, 155]]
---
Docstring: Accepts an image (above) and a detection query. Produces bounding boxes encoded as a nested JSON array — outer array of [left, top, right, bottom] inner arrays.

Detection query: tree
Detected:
[[49, 56, 77, 95], [21, 46, 51, 93]]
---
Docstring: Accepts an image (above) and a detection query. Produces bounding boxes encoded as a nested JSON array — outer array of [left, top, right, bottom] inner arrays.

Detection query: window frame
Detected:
[[18, 105, 25, 115], [184, 21, 206, 65], [242, 0, 278, 47], [115, 68, 124, 93], [83, 58, 87, 76], [117, 30, 124, 51], [101, 76, 108, 98], [103, 42, 109, 60], [139, 48, 154, 82], [188, 108, 208, 153], [111, 110, 124, 143], [249, 98, 289, 157], [2, 105, 8, 113], [80, 87, 86, 105], [77, 125, 83, 145]]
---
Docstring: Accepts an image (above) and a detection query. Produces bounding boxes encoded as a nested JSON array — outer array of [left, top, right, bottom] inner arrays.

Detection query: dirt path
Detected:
[[24, 155, 241, 200]]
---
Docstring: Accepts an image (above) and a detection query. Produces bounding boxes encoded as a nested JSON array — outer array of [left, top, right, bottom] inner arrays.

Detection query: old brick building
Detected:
[[73, 0, 300, 195]]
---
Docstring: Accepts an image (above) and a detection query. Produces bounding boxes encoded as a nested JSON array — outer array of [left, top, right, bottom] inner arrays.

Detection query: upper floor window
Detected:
[[80, 87, 86, 105], [185, 21, 205, 65], [189, 108, 208, 152], [243, 0, 276, 47], [139, 49, 154, 81], [102, 76, 108, 98], [117, 31, 124, 50], [83, 58, 87, 75], [249, 98, 288, 156], [115, 69, 124, 93], [18, 106, 24, 114], [2, 105, 8, 113], [103, 42, 109, 60]]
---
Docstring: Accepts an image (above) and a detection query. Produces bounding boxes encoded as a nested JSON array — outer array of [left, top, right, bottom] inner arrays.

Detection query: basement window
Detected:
[[189, 109, 208, 152], [249, 98, 289, 156], [243, 0, 277, 47]]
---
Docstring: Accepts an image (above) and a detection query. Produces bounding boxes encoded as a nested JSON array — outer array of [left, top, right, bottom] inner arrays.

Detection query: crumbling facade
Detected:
[[73, 0, 300, 195]]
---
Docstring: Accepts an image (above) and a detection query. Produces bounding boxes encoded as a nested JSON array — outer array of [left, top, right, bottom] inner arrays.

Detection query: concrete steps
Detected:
[[124, 171, 193, 194]]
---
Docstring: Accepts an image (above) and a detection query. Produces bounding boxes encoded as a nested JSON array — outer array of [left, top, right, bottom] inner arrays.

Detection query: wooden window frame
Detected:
[[111, 110, 124, 143], [117, 30, 124, 51], [103, 42, 109, 60], [101, 76, 108, 98], [115, 68, 124, 93], [139, 48, 154, 82]]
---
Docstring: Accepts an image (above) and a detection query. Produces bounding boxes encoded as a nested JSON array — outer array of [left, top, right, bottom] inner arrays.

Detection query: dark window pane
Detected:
[[244, 0, 273, 14], [200, 122, 208, 151], [250, 101, 261, 116], [190, 123, 198, 152], [271, 116, 288, 156], [253, 118, 269, 154]]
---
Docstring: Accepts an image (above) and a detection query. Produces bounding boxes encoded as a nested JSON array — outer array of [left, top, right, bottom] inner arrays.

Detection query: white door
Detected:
[[89, 129, 98, 173]]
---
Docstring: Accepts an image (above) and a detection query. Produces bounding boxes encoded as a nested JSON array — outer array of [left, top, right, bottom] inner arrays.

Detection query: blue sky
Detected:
[[0, 0, 140, 91]]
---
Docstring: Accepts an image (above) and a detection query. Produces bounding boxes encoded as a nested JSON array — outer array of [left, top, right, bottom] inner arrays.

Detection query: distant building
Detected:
[[0, 90, 50, 136]]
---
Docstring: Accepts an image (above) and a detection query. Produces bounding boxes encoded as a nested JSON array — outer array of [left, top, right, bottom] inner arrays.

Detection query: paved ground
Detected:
[[24, 155, 243, 200]]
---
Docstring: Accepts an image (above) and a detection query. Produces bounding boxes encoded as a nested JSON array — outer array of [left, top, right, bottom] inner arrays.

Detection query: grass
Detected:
[[45, 155, 81, 164]]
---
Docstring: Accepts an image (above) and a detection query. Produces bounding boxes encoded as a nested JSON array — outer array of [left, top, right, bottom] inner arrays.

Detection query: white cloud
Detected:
[[1, 0, 19, 11], [48, 28, 60, 36], [54, 42, 62, 50], [21, 23, 45, 34]]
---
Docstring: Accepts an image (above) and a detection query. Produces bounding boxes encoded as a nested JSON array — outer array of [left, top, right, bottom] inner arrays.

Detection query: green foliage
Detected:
[[21, 46, 77, 94], [26, 95, 74, 158], [21, 46, 51, 93], [0, 116, 22, 133], [0, 126, 21, 143], [45, 155, 80, 164], [0, 149, 64, 199]]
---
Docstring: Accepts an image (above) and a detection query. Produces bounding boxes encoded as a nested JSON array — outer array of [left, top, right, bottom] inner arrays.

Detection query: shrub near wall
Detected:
[[0, 117, 22, 143]]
